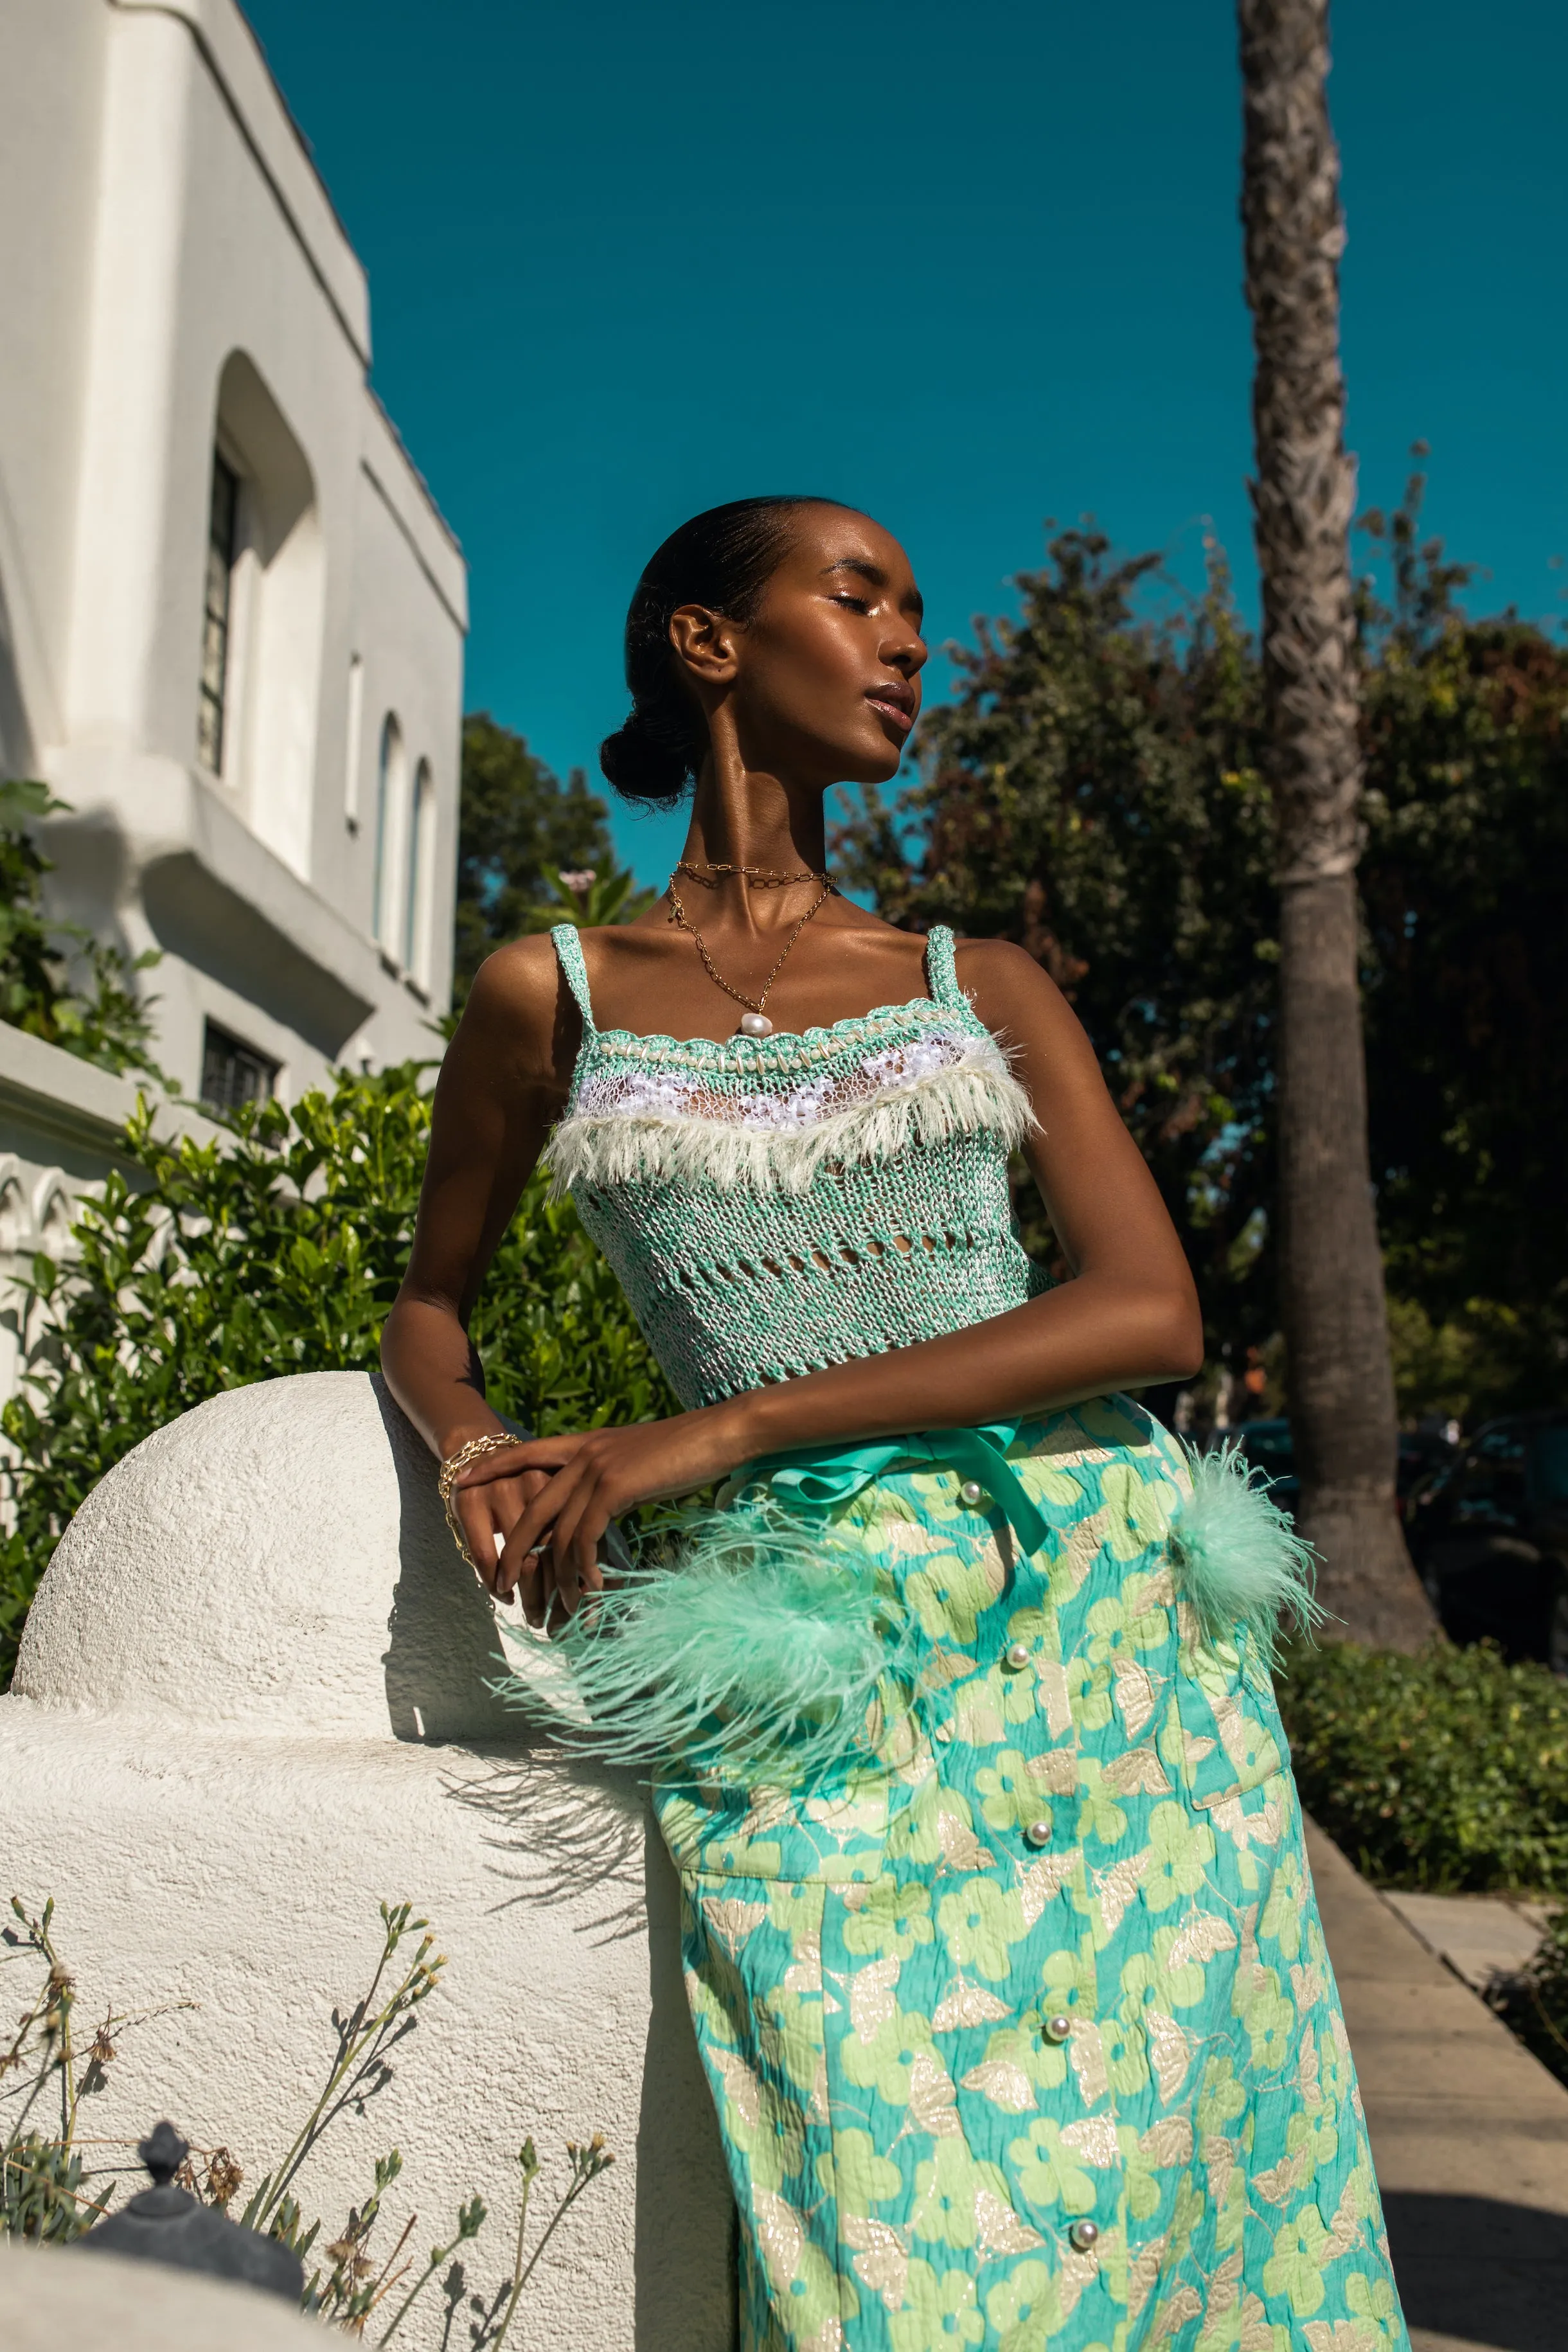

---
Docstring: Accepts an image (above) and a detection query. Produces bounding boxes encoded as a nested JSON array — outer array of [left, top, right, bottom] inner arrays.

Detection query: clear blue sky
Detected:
[[245, 0, 1568, 886]]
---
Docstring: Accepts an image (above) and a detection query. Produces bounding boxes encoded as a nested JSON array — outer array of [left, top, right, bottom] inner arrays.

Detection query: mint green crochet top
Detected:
[[544, 923, 1046, 1409]]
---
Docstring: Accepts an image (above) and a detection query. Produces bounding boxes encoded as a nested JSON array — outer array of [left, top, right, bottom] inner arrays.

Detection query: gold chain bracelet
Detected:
[[438, 1432, 524, 1572]]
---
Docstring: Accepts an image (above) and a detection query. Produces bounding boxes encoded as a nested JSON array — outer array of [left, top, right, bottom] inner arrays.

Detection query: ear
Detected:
[[668, 603, 743, 688]]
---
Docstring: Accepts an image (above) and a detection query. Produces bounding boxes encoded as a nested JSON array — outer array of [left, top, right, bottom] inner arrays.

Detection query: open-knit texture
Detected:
[[544, 924, 1047, 1407]]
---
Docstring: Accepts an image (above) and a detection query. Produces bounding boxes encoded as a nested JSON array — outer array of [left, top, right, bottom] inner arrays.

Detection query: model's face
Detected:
[[674, 506, 927, 787]]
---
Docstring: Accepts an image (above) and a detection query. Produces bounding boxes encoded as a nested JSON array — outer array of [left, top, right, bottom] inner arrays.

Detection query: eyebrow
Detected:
[[821, 557, 925, 622]]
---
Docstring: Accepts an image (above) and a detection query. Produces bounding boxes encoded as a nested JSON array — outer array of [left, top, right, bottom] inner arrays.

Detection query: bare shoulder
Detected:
[[952, 936, 1072, 1024], [950, 937, 1104, 1102], [452, 934, 577, 1087]]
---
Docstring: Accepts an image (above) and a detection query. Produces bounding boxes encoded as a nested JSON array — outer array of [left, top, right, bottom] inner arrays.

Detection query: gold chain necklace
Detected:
[[666, 860, 838, 1037]]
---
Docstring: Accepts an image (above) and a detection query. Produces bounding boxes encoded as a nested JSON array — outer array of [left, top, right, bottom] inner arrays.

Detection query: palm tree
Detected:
[[1238, 0, 1436, 1648]]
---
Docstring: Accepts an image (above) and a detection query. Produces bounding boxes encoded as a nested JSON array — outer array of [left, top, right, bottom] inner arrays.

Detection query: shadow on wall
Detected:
[[378, 1373, 742, 2340], [0, 561, 35, 777], [1381, 2191, 1568, 2352], [449, 1750, 649, 1941], [377, 1373, 524, 1745]]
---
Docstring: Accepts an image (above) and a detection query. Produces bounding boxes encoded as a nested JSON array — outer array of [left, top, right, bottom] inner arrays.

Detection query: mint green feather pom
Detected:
[[494, 1502, 917, 1785], [1168, 1441, 1323, 1659]]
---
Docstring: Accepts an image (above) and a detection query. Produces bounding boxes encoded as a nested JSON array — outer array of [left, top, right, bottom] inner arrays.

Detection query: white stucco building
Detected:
[[0, 0, 467, 1110]]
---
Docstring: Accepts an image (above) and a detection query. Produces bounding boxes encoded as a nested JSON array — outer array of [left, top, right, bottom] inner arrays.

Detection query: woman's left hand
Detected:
[[459, 1404, 753, 1626]]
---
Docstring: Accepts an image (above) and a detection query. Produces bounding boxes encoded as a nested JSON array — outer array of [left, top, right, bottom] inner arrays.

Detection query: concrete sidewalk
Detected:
[[1307, 1820, 1568, 2352]]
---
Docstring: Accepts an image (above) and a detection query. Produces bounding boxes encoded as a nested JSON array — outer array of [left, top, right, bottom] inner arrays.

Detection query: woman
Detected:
[[382, 497, 1408, 2352]]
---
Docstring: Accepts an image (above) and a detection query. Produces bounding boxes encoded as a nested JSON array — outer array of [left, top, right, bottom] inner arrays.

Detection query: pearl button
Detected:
[[1023, 1818, 1053, 1848], [1043, 2013, 1073, 2044], [738, 1011, 773, 1038], [1069, 2219, 1100, 2252], [959, 1479, 985, 1506], [1003, 1641, 1030, 1670]]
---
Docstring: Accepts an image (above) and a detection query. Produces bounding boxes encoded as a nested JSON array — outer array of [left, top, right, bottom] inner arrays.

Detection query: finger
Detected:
[[515, 1540, 549, 1631], [456, 1488, 507, 1594], [497, 1484, 578, 1605], [546, 1475, 607, 1616], [574, 1522, 607, 1618], [504, 1457, 592, 1576], [458, 1479, 533, 1596], [459, 1434, 589, 1488]]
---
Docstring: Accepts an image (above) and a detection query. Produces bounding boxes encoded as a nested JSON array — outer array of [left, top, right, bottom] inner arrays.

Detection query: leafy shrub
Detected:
[[0, 778, 163, 1078], [1278, 1637, 1568, 1892], [0, 1065, 677, 1684], [1492, 1903, 1568, 2089]]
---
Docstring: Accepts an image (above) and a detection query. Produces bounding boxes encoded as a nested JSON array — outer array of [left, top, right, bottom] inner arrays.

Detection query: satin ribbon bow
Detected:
[[739, 1421, 1049, 1559]]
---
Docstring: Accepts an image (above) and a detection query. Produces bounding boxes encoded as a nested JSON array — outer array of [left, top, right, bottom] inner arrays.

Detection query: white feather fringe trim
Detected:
[[546, 1056, 1037, 1196]]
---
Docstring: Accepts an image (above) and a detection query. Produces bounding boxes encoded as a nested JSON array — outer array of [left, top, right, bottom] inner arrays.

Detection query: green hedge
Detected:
[[0, 1066, 677, 1686], [1278, 1637, 1568, 1893]]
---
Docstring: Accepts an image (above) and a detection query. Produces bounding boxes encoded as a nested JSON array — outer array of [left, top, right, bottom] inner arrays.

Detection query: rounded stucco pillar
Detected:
[[0, 1371, 733, 2351]]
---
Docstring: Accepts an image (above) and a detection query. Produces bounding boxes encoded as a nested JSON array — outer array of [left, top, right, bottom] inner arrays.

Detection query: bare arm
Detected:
[[391, 936, 1200, 1622], [379, 936, 575, 1569]]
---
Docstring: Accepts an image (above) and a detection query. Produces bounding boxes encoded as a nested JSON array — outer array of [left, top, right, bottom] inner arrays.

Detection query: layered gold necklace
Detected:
[[666, 859, 839, 1037]]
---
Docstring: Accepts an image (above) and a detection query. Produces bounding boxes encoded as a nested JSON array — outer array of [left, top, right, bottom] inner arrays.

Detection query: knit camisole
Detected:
[[544, 923, 1047, 1409]]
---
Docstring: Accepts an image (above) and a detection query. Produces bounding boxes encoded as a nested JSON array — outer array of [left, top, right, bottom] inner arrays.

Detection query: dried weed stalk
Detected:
[[2, 1892, 613, 2338]]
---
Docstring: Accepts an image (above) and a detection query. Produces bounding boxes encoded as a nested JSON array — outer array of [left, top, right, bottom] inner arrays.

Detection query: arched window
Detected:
[[404, 759, 433, 980], [200, 353, 323, 880], [373, 715, 404, 951]]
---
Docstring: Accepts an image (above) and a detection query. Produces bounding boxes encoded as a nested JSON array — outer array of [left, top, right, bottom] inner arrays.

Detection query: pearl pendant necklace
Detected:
[[665, 860, 838, 1041]]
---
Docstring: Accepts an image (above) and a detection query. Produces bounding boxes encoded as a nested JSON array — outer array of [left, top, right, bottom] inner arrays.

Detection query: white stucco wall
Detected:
[[0, 1373, 736, 2349], [0, 0, 467, 1101]]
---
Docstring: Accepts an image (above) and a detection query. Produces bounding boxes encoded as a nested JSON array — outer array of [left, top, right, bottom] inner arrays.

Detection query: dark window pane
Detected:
[[197, 451, 239, 772], [200, 1020, 278, 1116]]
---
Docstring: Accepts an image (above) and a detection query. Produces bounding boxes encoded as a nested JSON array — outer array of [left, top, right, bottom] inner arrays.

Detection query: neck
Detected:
[[679, 774, 826, 875], [675, 708, 831, 913]]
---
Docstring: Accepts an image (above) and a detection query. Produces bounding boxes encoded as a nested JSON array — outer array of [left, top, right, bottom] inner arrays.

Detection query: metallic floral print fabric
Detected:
[[654, 1398, 1410, 2352]]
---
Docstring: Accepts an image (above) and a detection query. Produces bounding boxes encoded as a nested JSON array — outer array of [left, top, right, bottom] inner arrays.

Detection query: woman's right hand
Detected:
[[447, 1442, 555, 1617]]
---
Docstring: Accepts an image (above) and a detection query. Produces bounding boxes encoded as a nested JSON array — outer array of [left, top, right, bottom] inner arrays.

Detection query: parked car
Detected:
[[1207, 1420, 1454, 1520], [1215, 1418, 1299, 1504], [1404, 1412, 1568, 1670]]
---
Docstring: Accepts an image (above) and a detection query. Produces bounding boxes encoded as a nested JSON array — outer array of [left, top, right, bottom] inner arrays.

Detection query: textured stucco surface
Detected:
[[0, 2239, 326, 2350], [0, 1372, 734, 2351]]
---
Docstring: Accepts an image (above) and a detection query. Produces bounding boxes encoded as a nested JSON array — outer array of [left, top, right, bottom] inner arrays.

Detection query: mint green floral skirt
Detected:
[[654, 1398, 1410, 2352]]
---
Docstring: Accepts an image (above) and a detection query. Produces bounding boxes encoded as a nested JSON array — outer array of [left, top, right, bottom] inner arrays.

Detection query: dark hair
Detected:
[[599, 495, 853, 807]]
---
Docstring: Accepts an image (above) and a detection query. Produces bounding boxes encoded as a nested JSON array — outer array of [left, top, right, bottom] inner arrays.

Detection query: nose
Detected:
[[881, 618, 927, 677]]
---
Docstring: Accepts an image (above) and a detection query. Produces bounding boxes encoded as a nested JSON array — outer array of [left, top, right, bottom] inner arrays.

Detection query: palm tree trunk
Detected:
[[1238, 0, 1437, 1648]]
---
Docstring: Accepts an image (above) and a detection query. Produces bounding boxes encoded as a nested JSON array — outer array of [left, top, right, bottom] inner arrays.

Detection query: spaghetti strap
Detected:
[[923, 923, 965, 1010], [550, 923, 597, 1035]]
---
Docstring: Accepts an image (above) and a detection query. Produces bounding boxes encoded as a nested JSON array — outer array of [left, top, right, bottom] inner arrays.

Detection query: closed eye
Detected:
[[832, 593, 871, 613]]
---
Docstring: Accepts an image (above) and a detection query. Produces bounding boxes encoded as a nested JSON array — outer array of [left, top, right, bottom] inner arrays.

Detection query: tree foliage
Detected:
[[835, 488, 1568, 1423], [1357, 496, 1568, 1402], [0, 1067, 677, 1686], [454, 716, 616, 992], [839, 530, 1281, 1353]]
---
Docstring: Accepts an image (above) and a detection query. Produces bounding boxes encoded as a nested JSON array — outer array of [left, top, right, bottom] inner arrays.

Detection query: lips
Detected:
[[866, 679, 916, 733]]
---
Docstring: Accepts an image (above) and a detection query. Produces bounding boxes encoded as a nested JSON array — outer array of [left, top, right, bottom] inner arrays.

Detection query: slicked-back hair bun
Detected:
[[598, 496, 851, 808]]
